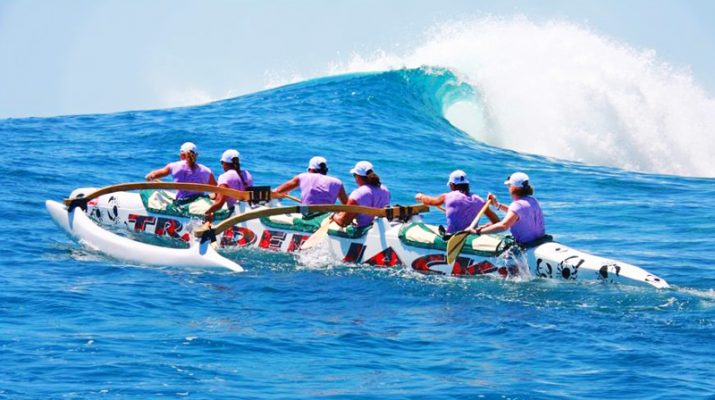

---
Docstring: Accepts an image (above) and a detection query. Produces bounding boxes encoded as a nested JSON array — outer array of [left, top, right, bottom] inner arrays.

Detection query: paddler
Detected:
[[332, 161, 390, 228], [273, 156, 348, 205], [204, 149, 254, 219], [145, 142, 217, 205], [470, 172, 546, 246], [415, 169, 500, 235]]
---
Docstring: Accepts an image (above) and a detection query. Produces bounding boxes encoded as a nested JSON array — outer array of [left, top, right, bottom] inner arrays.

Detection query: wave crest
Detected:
[[328, 16, 715, 177]]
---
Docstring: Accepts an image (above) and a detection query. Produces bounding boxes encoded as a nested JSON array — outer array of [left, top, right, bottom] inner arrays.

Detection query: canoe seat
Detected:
[[260, 213, 327, 233], [398, 222, 510, 257], [260, 213, 371, 238], [140, 190, 231, 220], [327, 221, 372, 238]]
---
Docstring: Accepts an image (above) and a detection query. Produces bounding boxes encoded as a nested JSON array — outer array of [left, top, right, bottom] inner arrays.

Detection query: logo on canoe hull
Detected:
[[597, 263, 621, 282], [537, 255, 585, 280]]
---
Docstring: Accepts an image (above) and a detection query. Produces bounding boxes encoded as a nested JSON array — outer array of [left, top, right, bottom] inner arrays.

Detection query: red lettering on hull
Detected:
[[220, 226, 257, 248], [287, 234, 309, 252], [259, 230, 287, 251], [411, 254, 498, 277], [343, 243, 366, 263], [129, 214, 189, 241], [364, 247, 402, 267]]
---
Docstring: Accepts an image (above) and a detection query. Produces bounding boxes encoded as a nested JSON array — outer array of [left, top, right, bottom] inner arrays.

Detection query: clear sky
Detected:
[[1, 0, 714, 118]]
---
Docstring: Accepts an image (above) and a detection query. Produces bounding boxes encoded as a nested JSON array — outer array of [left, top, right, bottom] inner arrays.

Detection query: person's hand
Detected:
[[209, 193, 217, 200], [488, 193, 500, 209], [415, 193, 424, 202], [204, 211, 214, 223], [145, 173, 153, 182], [469, 226, 484, 235]]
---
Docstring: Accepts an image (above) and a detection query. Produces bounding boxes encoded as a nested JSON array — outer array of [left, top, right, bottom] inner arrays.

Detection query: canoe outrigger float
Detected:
[[46, 182, 670, 289]]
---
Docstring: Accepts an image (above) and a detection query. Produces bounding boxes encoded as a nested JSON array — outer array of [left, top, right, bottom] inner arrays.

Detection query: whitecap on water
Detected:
[[294, 239, 339, 270], [675, 287, 715, 307], [324, 16, 715, 177]]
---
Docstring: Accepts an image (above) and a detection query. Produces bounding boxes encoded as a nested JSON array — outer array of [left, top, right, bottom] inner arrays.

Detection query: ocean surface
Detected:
[[2, 67, 715, 399]]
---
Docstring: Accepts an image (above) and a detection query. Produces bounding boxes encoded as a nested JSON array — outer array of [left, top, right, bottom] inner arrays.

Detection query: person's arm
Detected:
[[145, 164, 171, 181], [273, 176, 300, 195], [332, 198, 359, 227], [484, 208, 500, 224], [337, 185, 349, 205], [487, 193, 509, 214], [205, 184, 229, 218], [245, 171, 254, 187], [415, 193, 446, 206], [203, 173, 218, 199], [472, 210, 519, 235]]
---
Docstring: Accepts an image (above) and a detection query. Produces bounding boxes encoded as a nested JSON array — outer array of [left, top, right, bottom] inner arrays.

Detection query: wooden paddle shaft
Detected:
[[468, 198, 493, 230]]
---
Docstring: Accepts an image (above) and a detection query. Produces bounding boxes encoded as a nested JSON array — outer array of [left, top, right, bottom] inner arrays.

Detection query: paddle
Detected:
[[299, 215, 333, 250], [194, 203, 430, 240], [445, 198, 493, 265]]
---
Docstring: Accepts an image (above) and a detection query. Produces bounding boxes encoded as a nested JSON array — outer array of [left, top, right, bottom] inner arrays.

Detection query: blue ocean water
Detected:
[[1, 68, 715, 399]]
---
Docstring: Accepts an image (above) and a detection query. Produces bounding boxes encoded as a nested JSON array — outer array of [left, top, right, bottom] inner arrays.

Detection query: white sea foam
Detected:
[[325, 17, 715, 177], [294, 240, 338, 270]]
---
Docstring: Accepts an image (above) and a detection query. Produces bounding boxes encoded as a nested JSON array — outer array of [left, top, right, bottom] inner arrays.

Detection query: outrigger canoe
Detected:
[[46, 183, 670, 289]]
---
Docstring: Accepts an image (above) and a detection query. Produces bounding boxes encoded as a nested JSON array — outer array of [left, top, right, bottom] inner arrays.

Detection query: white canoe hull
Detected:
[[46, 200, 243, 272], [46, 188, 669, 289]]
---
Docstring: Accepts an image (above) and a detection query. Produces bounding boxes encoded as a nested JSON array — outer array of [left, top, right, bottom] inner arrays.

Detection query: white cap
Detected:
[[350, 160, 374, 176], [504, 172, 530, 188], [180, 142, 198, 154], [447, 169, 469, 186], [308, 156, 327, 170], [220, 149, 240, 163]]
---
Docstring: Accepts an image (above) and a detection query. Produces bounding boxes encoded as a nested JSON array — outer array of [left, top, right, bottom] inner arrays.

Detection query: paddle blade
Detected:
[[300, 217, 331, 250], [446, 231, 470, 265]]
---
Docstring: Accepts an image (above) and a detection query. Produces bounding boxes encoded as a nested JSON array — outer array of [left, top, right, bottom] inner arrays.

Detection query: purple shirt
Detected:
[[217, 169, 254, 207], [444, 191, 486, 233], [168, 160, 213, 200], [508, 196, 545, 244], [349, 184, 391, 227], [298, 172, 344, 205]]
